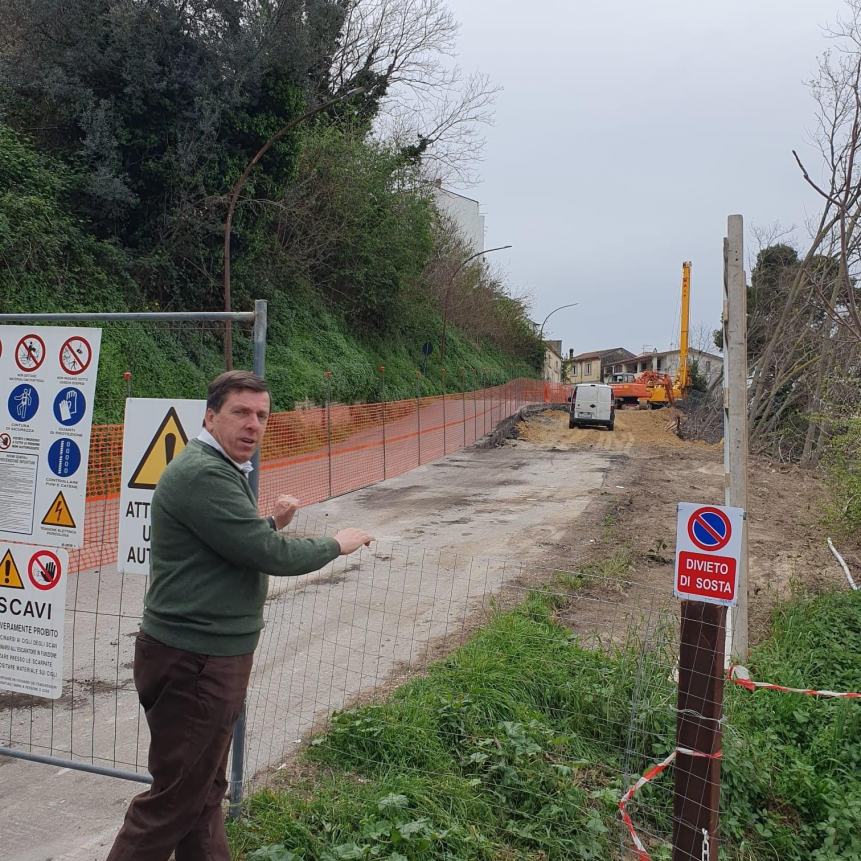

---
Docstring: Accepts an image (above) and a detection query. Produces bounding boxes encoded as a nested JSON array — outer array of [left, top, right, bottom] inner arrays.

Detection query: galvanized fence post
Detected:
[[473, 369, 478, 442], [460, 369, 467, 447], [228, 298, 268, 820]]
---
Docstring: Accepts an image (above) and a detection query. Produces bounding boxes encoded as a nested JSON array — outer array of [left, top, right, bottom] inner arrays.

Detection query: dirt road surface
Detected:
[[1, 407, 846, 861], [1, 419, 611, 861]]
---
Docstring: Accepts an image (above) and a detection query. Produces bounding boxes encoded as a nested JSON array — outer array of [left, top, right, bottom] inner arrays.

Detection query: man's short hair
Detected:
[[206, 371, 270, 413]]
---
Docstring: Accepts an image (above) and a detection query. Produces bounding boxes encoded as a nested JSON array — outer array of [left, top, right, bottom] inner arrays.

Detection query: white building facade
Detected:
[[430, 185, 485, 253]]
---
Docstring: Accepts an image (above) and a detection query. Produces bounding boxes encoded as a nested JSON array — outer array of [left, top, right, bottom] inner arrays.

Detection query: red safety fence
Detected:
[[70, 378, 572, 574]]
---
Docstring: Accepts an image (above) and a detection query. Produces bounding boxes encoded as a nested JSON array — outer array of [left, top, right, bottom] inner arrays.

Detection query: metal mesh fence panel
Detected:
[[2, 373, 567, 774], [1, 318, 250, 777], [239, 518, 681, 858]]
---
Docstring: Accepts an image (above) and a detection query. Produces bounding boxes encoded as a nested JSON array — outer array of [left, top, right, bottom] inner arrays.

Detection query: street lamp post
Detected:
[[440, 244, 512, 365], [538, 302, 578, 383], [538, 302, 578, 341], [222, 86, 365, 369]]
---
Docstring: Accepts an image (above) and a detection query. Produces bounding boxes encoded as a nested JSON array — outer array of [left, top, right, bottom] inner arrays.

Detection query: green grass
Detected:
[[46, 291, 536, 423], [720, 590, 861, 859], [229, 588, 861, 861]]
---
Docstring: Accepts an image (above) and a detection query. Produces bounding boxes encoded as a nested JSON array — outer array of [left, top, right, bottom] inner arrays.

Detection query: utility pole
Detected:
[[724, 214, 749, 662]]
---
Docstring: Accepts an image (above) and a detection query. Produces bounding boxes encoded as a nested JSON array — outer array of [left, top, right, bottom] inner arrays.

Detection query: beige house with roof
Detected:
[[567, 348, 635, 384]]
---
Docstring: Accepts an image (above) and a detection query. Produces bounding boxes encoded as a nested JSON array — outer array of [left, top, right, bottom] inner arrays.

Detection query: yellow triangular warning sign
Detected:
[[128, 406, 190, 490], [0, 549, 24, 590], [42, 491, 77, 528]]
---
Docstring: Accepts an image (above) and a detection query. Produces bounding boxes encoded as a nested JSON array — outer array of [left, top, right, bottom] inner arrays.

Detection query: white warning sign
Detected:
[[0, 325, 101, 548], [0, 542, 68, 699], [118, 398, 205, 575]]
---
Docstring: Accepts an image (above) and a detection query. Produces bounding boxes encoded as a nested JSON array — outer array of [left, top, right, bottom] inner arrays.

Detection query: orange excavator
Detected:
[[611, 369, 676, 409], [611, 261, 691, 409]]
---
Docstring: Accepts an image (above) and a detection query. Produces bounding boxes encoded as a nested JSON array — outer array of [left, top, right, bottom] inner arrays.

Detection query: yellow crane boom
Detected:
[[677, 261, 691, 394], [635, 261, 692, 408]]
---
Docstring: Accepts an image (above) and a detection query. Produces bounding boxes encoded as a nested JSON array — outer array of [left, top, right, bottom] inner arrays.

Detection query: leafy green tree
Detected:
[[0, 0, 350, 303], [0, 123, 137, 311]]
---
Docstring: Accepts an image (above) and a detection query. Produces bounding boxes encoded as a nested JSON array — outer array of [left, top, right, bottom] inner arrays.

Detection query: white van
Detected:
[[569, 383, 615, 431]]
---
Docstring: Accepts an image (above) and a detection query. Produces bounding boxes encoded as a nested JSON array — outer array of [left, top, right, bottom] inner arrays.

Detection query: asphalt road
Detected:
[[0, 438, 613, 861]]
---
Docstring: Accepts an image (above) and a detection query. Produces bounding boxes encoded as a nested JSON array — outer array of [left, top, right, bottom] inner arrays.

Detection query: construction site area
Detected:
[[2, 395, 856, 861]]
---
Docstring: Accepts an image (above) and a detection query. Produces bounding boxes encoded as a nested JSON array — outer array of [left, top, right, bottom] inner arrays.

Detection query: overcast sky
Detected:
[[441, 0, 847, 357]]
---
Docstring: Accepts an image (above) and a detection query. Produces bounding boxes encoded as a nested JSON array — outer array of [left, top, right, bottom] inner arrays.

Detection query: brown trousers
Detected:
[[106, 633, 253, 861]]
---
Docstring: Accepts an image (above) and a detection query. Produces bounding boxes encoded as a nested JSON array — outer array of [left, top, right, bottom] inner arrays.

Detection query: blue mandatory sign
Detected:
[[8, 383, 39, 422], [48, 438, 82, 477], [53, 387, 86, 426]]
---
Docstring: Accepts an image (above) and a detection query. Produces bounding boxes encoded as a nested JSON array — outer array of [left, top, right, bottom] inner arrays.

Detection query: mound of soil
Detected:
[[513, 408, 845, 644]]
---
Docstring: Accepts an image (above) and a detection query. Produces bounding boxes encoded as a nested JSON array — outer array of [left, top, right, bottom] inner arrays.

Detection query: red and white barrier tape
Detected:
[[620, 661, 859, 857], [619, 748, 722, 860], [728, 665, 861, 700]]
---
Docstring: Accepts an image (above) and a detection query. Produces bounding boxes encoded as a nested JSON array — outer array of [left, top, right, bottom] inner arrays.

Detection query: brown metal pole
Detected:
[[442, 367, 447, 455], [460, 369, 467, 447], [379, 366, 386, 480], [324, 371, 333, 498], [416, 371, 422, 466], [672, 601, 726, 861]]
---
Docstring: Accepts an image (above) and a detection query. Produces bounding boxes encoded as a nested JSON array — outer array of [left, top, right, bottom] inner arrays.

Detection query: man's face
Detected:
[[205, 388, 271, 464]]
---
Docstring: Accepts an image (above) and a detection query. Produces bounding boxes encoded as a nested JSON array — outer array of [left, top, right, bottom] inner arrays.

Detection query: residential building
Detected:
[[543, 340, 563, 383], [610, 348, 723, 387], [430, 184, 485, 253], [568, 347, 635, 384]]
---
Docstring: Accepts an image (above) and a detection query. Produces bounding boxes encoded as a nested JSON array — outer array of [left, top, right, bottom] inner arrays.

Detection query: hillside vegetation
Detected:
[[0, 0, 542, 422]]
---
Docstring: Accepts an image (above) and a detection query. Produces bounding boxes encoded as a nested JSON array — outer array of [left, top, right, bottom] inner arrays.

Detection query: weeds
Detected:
[[230, 588, 861, 861], [575, 550, 634, 593]]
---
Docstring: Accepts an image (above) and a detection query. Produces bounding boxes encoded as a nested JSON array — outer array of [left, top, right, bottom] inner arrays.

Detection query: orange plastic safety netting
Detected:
[[69, 379, 572, 574]]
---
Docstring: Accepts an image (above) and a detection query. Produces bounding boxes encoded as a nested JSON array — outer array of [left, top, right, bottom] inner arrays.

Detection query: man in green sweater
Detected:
[[107, 370, 372, 861]]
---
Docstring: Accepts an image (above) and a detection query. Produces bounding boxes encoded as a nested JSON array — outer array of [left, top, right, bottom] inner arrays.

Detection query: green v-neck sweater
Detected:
[[141, 439, 340, 656]]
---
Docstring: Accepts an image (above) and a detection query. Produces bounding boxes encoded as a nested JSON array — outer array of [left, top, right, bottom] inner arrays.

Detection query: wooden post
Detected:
[[723, 215, 749, 662], [672, 602, 726, 860]]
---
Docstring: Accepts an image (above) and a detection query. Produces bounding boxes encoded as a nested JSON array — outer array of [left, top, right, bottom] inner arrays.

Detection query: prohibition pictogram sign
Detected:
[[28, 549, 62, 591], [687, 506, 732, 552], [59, 336, 93, 375], [15, 334, 46, 372]]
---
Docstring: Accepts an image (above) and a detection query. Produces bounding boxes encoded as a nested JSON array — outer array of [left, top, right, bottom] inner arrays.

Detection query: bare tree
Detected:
[[378, 71, 499, 184], [791, 2, 861, 340], [332, 0, 459, 95], [331, 0, 499, 184]]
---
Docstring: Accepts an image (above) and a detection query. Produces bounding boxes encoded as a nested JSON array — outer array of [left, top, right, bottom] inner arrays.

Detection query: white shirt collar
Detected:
[[197, 428, 255, 475]]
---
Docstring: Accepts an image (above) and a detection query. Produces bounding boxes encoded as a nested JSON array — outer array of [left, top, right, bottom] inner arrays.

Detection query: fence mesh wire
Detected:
[[1, 370, 571, 770], [1, 357, 740, 857], [243, 518, 683, 858], [74, 376, 567, 574]]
